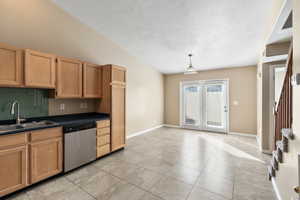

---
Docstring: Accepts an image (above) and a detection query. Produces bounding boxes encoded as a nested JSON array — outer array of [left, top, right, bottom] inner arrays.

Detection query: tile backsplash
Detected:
[[0, 88, 48, 120], [48, 99, 97, 116], [0, 88, 99, 121]]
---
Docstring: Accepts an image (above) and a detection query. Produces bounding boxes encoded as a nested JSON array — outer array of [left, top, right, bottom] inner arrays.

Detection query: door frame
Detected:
[[180, 79, 230, 134]]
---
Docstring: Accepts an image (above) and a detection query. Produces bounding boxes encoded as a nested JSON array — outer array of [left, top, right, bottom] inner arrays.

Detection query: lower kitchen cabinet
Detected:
[[0, 127, 63, 197], [97, 144, 110, 157], [0, 145, 27, 197], [96, 120, 111, 158], [29, 128, 63, 184], [29, 138, 62, 184]]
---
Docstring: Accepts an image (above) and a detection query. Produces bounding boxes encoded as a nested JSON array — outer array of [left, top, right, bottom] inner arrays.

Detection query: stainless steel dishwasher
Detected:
[[64, 122, 97, 172]]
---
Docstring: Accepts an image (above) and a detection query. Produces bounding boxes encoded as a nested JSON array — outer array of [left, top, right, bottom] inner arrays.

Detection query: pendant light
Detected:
[[184, 54, 198, 74]]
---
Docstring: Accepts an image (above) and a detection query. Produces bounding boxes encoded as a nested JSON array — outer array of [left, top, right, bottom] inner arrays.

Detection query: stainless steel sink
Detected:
[[0, 121, 58, 133], [0, 124, 24, 132]]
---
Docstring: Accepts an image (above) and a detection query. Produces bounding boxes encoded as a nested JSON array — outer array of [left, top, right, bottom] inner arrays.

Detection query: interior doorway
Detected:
[[180, 80, 229, 133]]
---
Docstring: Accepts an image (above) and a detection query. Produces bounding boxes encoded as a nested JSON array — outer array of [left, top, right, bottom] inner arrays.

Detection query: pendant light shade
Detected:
[[184, 54, 197, 74]]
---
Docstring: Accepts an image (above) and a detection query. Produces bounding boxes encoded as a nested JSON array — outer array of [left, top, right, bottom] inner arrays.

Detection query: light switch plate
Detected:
[[291, 73, 300, 86]]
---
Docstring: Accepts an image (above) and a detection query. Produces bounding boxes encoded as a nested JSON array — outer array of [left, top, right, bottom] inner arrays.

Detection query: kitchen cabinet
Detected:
[[96, 120, 111, 158], [24, 49, 56, 88], [0, 133, 28, 197], [83, 63, 102, 98], [111, 84, 126, 151], [0, 43, 23, 87], [29, 127, 62, 184], [56, 57, 83, 98], [98, 65, 126, 152]]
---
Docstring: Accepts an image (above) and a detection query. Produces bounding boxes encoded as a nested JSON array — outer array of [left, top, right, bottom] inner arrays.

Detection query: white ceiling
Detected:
[[52, 0, 273, 74]]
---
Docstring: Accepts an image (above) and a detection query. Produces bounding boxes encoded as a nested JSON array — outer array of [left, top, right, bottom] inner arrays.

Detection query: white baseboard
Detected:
[[271, 177, 282, 200], [228, 132, 257, 138], [126, 125, 163, 139], [262, 149, 273, 155], [163, 124, 181, 128], [256, 135, 261, 147], [163, 126, 258, 138]]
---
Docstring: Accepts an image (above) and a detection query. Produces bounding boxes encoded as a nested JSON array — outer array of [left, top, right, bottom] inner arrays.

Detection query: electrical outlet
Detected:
[[60, 104, 65, 111], [80, 103, 84, 109], [80, 102, 88, 109]]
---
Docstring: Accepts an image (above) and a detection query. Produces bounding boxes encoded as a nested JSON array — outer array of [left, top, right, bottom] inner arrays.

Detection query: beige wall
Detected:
[[274, 1, 300, 199], [257, 0, 287, 152], [0, 0, 164, 136], [164, 66, 257, 134]]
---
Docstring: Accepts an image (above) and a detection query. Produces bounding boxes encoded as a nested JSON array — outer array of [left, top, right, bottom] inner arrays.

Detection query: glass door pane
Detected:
[[203, 81, 228, 132], [182, 83, 201, 128]]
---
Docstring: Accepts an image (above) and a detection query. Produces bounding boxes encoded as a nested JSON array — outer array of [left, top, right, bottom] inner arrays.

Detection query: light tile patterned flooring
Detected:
[[6, 127, 276, 200]]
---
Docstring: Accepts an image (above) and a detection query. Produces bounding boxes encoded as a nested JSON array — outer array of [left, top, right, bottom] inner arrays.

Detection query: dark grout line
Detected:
[[64, 177, 97, 200]]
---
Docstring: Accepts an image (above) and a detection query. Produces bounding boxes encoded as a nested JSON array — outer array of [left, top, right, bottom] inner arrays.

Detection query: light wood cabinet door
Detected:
[[56, 57, 83, 98], [0, 145, 27, 197], [111, 84, 126, 151], [24, 49, 56, 88], [83, 63, 101, 98], [97, 65, 126, 152], [111, 66, 126, 83], [29, 137, 62, 184], [0, 43, 23, 87]]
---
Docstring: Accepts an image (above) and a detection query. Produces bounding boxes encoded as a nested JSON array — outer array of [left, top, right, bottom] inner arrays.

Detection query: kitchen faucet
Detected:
[[10, 100, 25, 125]]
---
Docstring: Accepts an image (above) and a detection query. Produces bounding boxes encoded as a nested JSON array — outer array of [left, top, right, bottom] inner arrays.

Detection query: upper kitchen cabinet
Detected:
[[83, 63, 102, 98], [98, 65, 126, 152], [56, 57, 83, 98], [24, 50, 56, 88], [0, 43, 23, 87]]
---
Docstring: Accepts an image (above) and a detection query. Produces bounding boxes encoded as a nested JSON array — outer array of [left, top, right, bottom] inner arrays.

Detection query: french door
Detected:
[[181, 80, 229, 133]]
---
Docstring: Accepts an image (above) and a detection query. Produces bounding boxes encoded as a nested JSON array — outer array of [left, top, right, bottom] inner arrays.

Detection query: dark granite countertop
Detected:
[[0, 112, 110, 136]]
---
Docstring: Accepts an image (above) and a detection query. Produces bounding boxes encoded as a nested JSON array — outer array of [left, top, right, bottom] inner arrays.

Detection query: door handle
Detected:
[[224, 106, 228, 112], [294, 186, 300, 194]]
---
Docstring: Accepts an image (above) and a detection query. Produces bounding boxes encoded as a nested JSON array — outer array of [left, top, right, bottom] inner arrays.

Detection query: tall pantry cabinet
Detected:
[[98, 65, 126, 152]]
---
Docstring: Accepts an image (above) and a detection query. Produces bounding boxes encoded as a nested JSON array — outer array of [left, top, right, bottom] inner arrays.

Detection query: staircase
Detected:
[[268, 45, 294, 180]]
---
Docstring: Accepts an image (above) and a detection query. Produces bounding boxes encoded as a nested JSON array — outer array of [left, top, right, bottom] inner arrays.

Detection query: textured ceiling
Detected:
[[52, 0, 272, 74]]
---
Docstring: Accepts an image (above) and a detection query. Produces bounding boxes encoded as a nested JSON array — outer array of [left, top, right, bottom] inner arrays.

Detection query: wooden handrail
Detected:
[[274, 44, 293, 144]]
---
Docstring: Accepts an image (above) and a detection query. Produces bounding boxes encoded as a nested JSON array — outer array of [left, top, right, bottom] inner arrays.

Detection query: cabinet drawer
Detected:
[[97, 135, 110, 146], [97, 127, 110, 136], [97, 144, 110, 158], [97, 120, 110, 128], [30, 127, 62, 142], [0, 133, 27, 149]]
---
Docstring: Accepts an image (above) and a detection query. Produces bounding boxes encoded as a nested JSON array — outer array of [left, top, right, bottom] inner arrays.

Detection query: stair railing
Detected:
[[274, 46, 293, 144]]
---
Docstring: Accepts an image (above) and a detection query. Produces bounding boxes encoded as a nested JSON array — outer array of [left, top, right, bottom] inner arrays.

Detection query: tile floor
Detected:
[[6, 127, 276, 200]]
